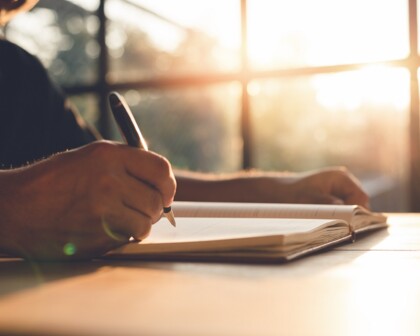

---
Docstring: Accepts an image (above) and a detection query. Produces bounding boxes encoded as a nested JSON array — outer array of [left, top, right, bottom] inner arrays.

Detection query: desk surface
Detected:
[[1, 214, 420, 336]]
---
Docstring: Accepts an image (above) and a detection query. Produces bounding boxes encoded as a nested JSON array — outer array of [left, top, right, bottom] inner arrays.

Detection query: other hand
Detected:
[[282, 167, 369, 208]]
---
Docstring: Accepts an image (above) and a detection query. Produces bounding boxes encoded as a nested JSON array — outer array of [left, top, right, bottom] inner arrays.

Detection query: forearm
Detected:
[[0, 169, 23, 256], [0, 142, 178, 261], [174, 167, 369, 207], [174, 170, 294, 203]]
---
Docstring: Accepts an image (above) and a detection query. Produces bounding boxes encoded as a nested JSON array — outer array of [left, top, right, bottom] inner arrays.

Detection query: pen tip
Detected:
[[164, 207, 176, 227], [168, 213, 176, 227]]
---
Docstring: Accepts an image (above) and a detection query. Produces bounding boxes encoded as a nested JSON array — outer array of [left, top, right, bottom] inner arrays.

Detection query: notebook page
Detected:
[[172, 202, 355, 223], [148, 217, 339, 242], [110, 217, 349, 254]]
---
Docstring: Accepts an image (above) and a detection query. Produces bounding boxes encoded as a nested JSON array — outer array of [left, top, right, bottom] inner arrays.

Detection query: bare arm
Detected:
[[175, 167, 369, 208], [0, 141, 176, 261]]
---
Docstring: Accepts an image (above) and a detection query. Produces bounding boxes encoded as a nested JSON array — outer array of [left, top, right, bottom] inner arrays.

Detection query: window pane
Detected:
[[5, 0, 100, 86], [250, 67, 410, 211], [248, 0, 409, 70], [106, 0, 241, 82], [110, 84, 242, 172]]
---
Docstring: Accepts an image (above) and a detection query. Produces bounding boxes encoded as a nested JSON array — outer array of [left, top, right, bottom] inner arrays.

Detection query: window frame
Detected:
[[60, 0, 420, 211]]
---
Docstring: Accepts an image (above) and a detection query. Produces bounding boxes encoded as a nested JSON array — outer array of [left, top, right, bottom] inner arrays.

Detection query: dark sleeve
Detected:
[[0, 39, 100, 168]]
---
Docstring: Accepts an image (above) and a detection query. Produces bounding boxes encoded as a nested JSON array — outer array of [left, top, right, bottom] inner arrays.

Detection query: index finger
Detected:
[[120, 146, 177, 207], [331, 170, 370, 208]]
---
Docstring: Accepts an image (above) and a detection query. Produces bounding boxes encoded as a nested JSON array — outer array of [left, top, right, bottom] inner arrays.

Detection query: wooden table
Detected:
[[1, 214, 420, 336]]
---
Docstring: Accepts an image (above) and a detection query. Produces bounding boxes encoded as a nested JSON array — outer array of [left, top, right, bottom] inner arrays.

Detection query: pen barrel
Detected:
[[109, 91, 175, 227], [108, 92, 148, 150]]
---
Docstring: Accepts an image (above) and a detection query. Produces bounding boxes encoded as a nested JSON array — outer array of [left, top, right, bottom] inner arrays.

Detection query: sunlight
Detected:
[[340, 254, 420, 336], [247, 1, 302, 68], [74, 0, 411, 112], [132, 0, 240, 49], [108, 0, 240, 53], [244, 0, 410, 110], [7, 0, 411, 110], [313, 66, 410, 111], [247, 0, 408, 68]]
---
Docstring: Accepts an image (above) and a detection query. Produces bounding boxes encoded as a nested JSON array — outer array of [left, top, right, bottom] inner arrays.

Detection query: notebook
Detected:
[[106, 202, 387, 262]]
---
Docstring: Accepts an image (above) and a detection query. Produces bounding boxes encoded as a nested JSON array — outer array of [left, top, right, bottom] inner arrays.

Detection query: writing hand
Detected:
[[0, 141, 176, 260]]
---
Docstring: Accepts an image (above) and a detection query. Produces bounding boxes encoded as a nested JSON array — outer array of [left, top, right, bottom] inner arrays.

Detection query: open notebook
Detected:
[[106, 202, 388, 262]]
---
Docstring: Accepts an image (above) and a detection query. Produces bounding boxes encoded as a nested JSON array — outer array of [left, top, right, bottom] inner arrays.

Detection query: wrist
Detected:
[[237, 175, 292, 203]]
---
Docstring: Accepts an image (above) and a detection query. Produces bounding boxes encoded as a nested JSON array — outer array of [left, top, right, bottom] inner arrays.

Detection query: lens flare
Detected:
[[63, 242, 77, 256]]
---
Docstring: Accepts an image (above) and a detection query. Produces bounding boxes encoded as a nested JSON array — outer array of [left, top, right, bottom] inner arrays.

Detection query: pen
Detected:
[[108, 91, 176, 227]]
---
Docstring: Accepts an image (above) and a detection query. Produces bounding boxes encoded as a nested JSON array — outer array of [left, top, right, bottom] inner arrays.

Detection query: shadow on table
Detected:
[[0, 227, 389, 298], [0, 258, 106, 297]]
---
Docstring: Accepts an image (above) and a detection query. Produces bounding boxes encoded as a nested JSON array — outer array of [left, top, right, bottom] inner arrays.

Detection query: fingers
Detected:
[[329, 168, 370, 208], [102, 205, 153, 241], [4, 141, 175, 261], [71, 142, 174, 243], [78, 141, 176, 218], [89, 150, 170, 239], [121, 173, 165, 223], [82, 190, 155, 246], [96, 143, 175, 238], [296, 167, 370, 207], [75, 141, 176, 209], [119, 146, 177, 208]]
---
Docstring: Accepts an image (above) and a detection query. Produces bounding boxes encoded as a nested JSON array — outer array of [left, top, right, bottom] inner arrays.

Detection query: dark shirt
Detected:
[[0, 38, 98, 168]]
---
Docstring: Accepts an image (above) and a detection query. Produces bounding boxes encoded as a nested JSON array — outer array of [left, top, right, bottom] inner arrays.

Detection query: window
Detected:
[[4, 0, 419, 211]]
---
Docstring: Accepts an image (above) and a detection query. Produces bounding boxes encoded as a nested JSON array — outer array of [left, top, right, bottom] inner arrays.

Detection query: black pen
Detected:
[[108, 91, 176, 227]]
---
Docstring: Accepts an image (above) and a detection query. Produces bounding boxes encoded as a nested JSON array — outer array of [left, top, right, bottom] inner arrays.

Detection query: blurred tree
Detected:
[[7, 0, 234, 172], [34, 0, 98, 86]]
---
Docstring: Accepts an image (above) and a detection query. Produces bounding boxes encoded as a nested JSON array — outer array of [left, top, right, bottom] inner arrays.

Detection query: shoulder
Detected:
[[0, 38, 50, 83], [0, 37, 66, 108], [0, 38, 42, 65]]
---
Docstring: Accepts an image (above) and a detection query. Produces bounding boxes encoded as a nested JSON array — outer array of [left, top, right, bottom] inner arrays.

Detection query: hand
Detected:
[[283, 167, 370, 208], [0, 141, 176, 261], [175, 166, 369, 208]]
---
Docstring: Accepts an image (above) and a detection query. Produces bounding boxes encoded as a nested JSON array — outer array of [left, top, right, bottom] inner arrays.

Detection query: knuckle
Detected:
[[154, 155, 172, 177]]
